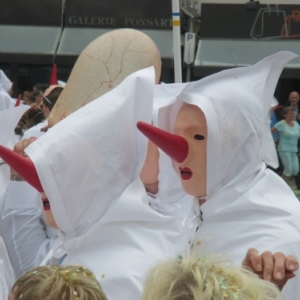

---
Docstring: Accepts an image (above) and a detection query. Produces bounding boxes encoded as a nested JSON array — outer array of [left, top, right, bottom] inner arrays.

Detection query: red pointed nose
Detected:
[[137, 121, 188, 163], [0, 145, 44, 193]]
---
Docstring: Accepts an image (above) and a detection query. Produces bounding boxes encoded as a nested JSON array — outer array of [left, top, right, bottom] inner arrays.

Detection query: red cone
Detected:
[[14, 94, 22, 107], [0, 145, 43, 192], [50, 64, 58, 85], [137, 121, 188, 163]]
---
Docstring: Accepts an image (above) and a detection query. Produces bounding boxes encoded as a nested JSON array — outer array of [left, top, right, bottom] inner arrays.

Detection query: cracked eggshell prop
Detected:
[[48, 28, 162, 127]]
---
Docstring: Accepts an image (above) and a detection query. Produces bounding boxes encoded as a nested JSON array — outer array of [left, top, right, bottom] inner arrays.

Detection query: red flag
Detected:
[[14, 94, 22, 107], [50, 64, 58, 85]]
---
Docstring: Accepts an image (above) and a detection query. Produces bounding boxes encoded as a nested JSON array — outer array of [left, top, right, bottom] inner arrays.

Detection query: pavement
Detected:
[[283, 177, 300, 200], [289, 184, 300, 200]]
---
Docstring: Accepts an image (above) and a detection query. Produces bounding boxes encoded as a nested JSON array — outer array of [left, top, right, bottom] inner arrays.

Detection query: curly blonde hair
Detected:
[[11, 265, 107, 300], [142, 255, 283, 300]]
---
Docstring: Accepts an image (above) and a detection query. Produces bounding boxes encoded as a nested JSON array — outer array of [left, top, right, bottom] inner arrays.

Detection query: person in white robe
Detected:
[[137, 52, 300, 299], [0, 67, 188, 300], [1, 28, 163, 280]]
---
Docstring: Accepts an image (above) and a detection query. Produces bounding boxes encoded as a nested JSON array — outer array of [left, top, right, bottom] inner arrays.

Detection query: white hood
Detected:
[[156, 52, 300, 299], [27, 67, 154, 237], [159, 52, 296, 200], [26, 67, 188, 299], [151, 83, 199, 239], [0, 70, 12, 93]]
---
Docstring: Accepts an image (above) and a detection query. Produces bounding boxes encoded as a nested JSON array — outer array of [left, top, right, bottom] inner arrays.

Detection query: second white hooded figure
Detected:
[[137, 52, 300, 300], [0, 67, 188, 300]]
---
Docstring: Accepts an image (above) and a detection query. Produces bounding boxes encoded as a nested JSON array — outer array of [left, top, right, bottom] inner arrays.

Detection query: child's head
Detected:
[[11, 265, 107, 300], [142, 256, 283, 300]]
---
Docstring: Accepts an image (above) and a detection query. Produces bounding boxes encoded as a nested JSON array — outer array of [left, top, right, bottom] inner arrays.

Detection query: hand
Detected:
[[13, 137, 37, 157], [242, 248, 298, 291], [11, 137, 37, 177], [40, 125, 49, 132]]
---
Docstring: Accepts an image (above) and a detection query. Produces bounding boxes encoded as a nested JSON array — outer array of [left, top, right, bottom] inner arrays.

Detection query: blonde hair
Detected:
[[12, 265, 107, 300], [142, 256, 283, 300], [282, 107, 293, 118]]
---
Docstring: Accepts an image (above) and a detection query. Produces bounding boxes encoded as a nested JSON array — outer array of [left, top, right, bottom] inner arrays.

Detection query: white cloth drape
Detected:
[[156, 52, 300, 300], [25, 67, 188, 300]]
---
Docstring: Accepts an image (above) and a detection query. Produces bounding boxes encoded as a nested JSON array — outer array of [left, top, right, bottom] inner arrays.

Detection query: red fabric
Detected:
[[50, 64, 58, 85]]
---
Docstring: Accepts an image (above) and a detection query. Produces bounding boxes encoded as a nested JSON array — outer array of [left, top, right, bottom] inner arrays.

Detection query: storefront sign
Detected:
[[65, 0, 172, 29]]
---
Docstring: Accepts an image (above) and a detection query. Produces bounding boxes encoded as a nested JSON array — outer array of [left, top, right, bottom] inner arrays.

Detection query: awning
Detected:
[[194, 39, 300, 78], [0, 25, 61, 64], [55, 28, 173, 67], [0, 26, 173, 67]]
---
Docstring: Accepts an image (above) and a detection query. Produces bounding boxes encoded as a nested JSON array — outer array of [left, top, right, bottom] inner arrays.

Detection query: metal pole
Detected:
[[186, 16, 194, 82], [172, 0, 182, 83]]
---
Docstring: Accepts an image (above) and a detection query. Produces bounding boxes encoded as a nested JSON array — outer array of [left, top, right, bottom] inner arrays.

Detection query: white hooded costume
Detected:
[[2, 67, 188, 299], [0, 70, 15, 112], [0, 105, 54, 279], [138, 52, 300, 300], [0, 237, 14, 300], [0, 106, 29, 237]]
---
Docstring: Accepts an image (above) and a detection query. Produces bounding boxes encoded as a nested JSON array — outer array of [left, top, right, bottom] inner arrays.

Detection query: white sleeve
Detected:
[[0, 237, 14, 300], [2, 181, 52, 278]]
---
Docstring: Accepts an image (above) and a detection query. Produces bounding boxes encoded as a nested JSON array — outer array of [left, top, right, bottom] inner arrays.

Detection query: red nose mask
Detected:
[[137, 121, 188, 163], [0, 145, 44, 193]]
